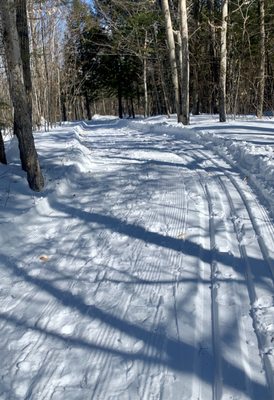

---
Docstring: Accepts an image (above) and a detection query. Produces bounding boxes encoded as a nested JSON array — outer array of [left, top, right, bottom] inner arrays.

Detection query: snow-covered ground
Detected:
[[0, 114, 274, 399]]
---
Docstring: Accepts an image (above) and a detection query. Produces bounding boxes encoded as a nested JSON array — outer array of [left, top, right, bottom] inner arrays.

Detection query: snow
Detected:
[[0, 114, 274, 399]]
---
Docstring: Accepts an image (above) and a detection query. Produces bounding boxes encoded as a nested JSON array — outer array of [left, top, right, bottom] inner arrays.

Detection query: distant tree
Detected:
[[257, 0, 265, 118], [161, 0, 190, 124], [208, 0, 219, 114], [0, 0, 44, 191], [35, 0, 274, 120], [63, 0, 144, 119], [161, 0, 182, 122], [0, 127, 7, 165], [179, 0, 190, 125], [62, 0, 100, 120], [219, 0, 228, 122]]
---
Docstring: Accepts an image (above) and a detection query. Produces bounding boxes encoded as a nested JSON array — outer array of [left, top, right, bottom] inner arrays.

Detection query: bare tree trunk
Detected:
[[117, 83, 123, 118], [192, 68, 200, 115], [102, 97, 106, 115], [207, 0, 219, 113], [28, 1, 41, 128], [152, 66, 161, 115], [0, 0, 44, 191], [154, 23, 171, 116], [16, 0, 32, 115], [0, 129, 7, 164], [14, 0, 32, 170], [159, 61, 171, 116], [143, 56, 148, 117], [179, 0, 190, 125], [219, 0, 228, 122], [191, 0, 200, 115], [84, 93, 92, 120], [257, 0, 265, 118], [233, 59, 241, 117], [130, 97, 135, 118], [143, 31, 149, 118], [40, 0, 51, 130], [162, 0, 182, 122]]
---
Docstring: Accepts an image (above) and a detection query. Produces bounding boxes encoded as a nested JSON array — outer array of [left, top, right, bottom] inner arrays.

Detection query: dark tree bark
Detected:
[[84, 93, 92, 120], [207, 0, 219, 114], [16, 0, 32, 115], [0, 129, 7, 165], [257, 0, 265, 118], [0, 0, 44, 191], [179, 0, 190, 125], [15, 0, 32, 170], [117, 58, 123, 119], [61, 92, 67, 122], [118, 82, 123, 119]]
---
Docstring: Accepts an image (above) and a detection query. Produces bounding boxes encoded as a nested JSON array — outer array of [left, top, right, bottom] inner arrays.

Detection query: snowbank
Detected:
[[128, 115, 274, 217]]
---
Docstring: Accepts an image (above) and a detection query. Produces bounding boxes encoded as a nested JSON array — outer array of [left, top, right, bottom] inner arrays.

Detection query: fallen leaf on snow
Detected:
[[39, 255, 49, 262]]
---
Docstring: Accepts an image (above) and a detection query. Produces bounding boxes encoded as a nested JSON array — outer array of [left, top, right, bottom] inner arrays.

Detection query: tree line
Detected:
[[0, 0, 273, 190]]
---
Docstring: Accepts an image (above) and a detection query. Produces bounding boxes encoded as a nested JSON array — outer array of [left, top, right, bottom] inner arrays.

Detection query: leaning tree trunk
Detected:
[[257, 0, 265, 118], [0, 0, 44, 191], [15, 0, 32, 171], [219, 0, 228, 122]]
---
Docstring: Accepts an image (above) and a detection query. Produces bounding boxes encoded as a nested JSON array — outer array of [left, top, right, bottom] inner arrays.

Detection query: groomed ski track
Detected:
[[0, 117, 274, 399]]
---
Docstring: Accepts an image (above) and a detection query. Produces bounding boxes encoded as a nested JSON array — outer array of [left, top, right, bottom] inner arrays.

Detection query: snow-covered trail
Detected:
[[0, 117, 274, 399]]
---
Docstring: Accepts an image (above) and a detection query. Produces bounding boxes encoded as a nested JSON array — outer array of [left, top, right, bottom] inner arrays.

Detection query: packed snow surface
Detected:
[[0, 114, 274, 399]]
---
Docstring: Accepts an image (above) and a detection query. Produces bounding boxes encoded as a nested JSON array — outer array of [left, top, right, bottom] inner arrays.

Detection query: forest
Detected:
[[0, 0, 273, 190]]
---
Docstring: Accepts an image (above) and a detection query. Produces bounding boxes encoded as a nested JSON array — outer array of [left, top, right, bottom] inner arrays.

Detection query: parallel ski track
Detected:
[[186, 177, 212, 400], [196, 171, 223, 400], [189, 146, 274, 399], [196, 170, 254, 399], [89, 216, 157, 399], [92, 166, 193, 399], [73, 126, 274, 398], [90, 158, 209, 398], [88, 168, 172, 399], [218, 174, 274, 396], [73, 127, 274, 398]]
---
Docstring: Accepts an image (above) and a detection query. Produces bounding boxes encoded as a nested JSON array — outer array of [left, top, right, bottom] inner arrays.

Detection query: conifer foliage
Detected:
[[0, 0, 273, 137]]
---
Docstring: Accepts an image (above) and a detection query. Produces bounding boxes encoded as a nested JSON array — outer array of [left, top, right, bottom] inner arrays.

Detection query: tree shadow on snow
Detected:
[[0, 254, 271, 399]]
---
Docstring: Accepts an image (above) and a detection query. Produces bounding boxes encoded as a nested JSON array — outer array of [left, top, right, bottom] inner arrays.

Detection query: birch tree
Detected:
[[219, 0, 228, 122], [162, 0, 182, 122], [162, 0, 190, 124], [0, 0, 44, 191]]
